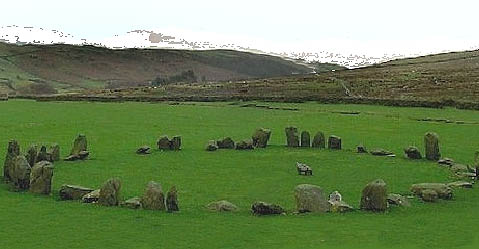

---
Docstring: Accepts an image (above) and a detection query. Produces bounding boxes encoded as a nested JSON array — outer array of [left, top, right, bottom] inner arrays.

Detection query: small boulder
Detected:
[[82, 189, 100, 203], [141, 181, 166, 210], [300, 131, 311, 147], [296, 162, 313, 176], [170, 136, 181, 150], [404, 146, 422, 159], [157, 136, 171, 150], [410, 183, 453, 200], [251, 201, 285, 215], [285, 126, 300, 147], [421, 189, 438, 202], [294, 184, 330, 213], [450, 164, 471, 173], [387, 193, 410, 207], [424, 132, 441, 161], [329, 201, 354, 213], [206, 140, 218, 151], [328, 135, 342, 150], [29, 161, 54, 195], [312, 132, 326, 149], [216, 137, 235, 149], [360, 179, 388, 212], [122, 197, 142, 209], [357, 144, 368, 153], [438, 158, 455, 167], [447, 181, 473, 189], [235, 139, 254, 150], [98, 178, 122, 206], [166, 186, 179, 212], [136, 146, 151, 155], [59, 184, 94, 200], [329, 191, 342, 202], [207, 200, 239, 212], [252, 128, 271, 148]]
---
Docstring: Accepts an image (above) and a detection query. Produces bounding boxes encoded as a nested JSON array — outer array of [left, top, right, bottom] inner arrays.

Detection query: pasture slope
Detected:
[[1, 99, 479, 249]]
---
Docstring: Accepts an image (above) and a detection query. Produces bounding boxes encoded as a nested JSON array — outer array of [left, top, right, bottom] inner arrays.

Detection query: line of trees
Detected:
[[152, 70, 199, 86]]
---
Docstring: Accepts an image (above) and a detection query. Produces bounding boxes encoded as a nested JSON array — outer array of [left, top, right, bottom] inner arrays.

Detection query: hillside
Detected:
[[0, 42, 311, 94]]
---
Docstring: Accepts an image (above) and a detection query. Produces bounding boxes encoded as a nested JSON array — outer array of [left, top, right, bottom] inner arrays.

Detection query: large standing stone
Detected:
[[59, 184, 94, 200], [300, 131, 311, 148], [9, 156, 31, 190], [294, 184, 330, 213], [98, 178, 122, 206], [141, 181, 166, 210], [252, 128, 271, 148], [3, 140, 20, 182], [170, 136, 181, 150], [424, 132, 440, 161], [404, 146, 422, 159], [166, 186, 179, 212], [70, 134, 87, 156], [328, 135, 342, 150], [216, 137, 235, 149], [48, 143, 61, 162], [312, 132, 326, 148], [157, 136, 171, 150], [29, 161, 54, 195], [360, 179, 388, 212], [235, 139, 254, 150], [207, 200, 239, 212], [251, 201, 285, 215], [285, 126, 300, 147], [36, 146, 49, 162], [25, 145, 38, 167]]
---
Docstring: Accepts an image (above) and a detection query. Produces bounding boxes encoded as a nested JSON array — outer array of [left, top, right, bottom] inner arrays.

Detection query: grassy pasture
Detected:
[[1, 99, 479, 249]]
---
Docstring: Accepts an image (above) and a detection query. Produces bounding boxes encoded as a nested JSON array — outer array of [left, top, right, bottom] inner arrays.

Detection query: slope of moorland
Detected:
[[76, 49, 479, 107], [0, 42, 312, 94]]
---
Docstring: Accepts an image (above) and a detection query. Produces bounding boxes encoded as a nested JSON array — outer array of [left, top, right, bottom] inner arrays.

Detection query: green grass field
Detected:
[[1, 99, 479, 249]]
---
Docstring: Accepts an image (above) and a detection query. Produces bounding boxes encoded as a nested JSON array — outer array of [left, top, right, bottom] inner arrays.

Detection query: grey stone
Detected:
[[59, 184, 94, 200], [25, 145, 38, 167], [4, 140, 20, 182], [251, 201, 285, 215], [206, 140, 218, 151], [329, 201, 354, 213], [9, 155, 31, 190], [312, 132, 326, 149], [122, 197, 142, 209], [98, 178, 122, 206], [207, 200, 239, 212], [387, 193, 411, 207], [141, 181, 165, 210], [170, 136, 181, 150], [70, 134, 87, 156], [421, 189, 438, 202], [294, 184, 330, 213], [136, 146, 151, 154], [48, 143, 61, 162], [82, 189, 100, 203], [328, 135, 342, 150], [235, 139, 254, 150], [296, 162, 312, 176], [438, 158, 455, 167], [404, 146, 422, 159], [285, 126, 300, 147], [29, 161, 54, 195], [410, 183, 453, 200], [447, 181, 473, 189], [36, 146, 49, 162], [370, 149, 394, 156], [300, 131, 311, 147], [157, 136, 171, 150], [357, 144, 368, 153], [329, 191, 342, 202], [424, 132, 440, 161], [216, 137, 235, 149], [252, 128, 271, 148], [166, 186, 179, 212], [360, 179, 388, 212]]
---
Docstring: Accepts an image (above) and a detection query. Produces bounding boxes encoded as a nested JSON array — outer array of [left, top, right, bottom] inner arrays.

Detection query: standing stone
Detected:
[[166, 186, 179, 212], [216, 137, 235, 149], [37, 146, 49, 162], [328, 135, 342, 150], [3, 140, 20, 182], [360, 179, 388, 212], [170, 136, 181, 150], [404, 146, 422, 159], [49, 143, 61, 162], [300, 131, 311, 148], [252, 128, 271, 148], [424, 132, 440, 161], [285, 126, 300, 147], [9, 156, 31, 190], [98, 178, 122, 206], [294, 184, 330, 213], [312, 131, 326, 148], [70, 134, 87, 156], [141, 181, 166, 210], [235, 139, 254, 150], [157, 136, 171, 150], [25, 145, 38, 167], [59, 184, 94, 200], [206, 140, 218, 151], [29, 161, 54, 195]]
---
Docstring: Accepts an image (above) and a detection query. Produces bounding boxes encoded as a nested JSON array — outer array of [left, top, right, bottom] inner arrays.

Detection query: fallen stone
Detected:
[[438, 158, 455, 167], [329, 201, 354, 213], [235, 139, 254, 150], [29, 161, 54, 195], [251, 201, 285, 215], [207, 200, 239, 212], [450, 164, 471, 173], [360, 179, 388, 212], [447, 181, 473, 189], [122, 197, 142, 209], [294, 184, 330, 213], [410, 183, 453, 200], [421, 189, 438, 202], [136, 146, 151, 155], [387, 193, 411, 207], [370, 149, 394, 156], [296, 162, 313, 176], [82, 189, 100, 203], [216, 137, 235, 149], [98, 178, 122, 206], [59, 184, 94, 200]]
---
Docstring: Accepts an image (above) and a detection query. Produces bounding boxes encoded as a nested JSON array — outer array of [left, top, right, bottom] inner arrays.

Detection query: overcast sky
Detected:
[[1, 0, 478, 56]]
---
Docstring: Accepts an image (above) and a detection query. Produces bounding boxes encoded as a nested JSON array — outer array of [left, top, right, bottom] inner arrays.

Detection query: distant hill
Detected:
[[0, 42, 312, 94]]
